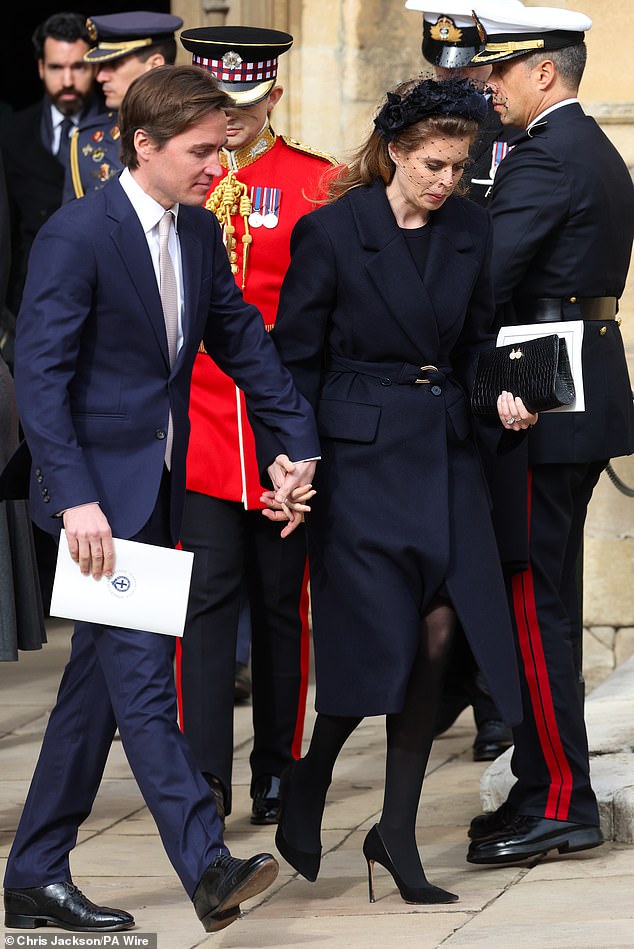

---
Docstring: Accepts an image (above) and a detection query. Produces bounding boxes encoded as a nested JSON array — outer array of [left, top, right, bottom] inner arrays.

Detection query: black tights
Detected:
[[282, 599, 456, 884]]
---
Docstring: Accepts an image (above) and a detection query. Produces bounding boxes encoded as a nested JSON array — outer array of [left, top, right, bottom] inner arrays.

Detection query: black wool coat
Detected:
[[273, 179, 522, 722]]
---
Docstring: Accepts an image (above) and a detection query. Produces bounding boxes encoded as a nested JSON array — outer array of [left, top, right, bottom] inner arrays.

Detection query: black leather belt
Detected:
[[517, 297, 618, 324], [328, 355, 450, 386]]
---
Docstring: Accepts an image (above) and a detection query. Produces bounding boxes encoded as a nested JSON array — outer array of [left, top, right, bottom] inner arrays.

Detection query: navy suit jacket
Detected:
[[14, 176, 319, 544]]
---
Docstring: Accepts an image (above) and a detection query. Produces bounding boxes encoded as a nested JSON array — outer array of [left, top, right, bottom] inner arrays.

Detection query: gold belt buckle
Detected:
[[414, 364, 438, 384]]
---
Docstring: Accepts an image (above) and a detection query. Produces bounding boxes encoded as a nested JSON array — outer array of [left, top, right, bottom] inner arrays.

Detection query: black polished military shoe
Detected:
[[469, 800, 518, 840], [251, 774, 282, 825], [4, 882, 134, 931], [193, 852, 279, 933], [472, 720, 513, 762], [467, 815, 604, 865]]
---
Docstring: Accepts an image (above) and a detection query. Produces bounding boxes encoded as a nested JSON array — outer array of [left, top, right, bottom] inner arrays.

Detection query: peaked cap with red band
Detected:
[[180, 26, 293, 106]]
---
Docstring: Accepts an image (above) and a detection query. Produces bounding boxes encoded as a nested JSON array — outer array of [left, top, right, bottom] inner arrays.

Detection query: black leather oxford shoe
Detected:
[[3, 882, 134, 931], [251, 774, 282, 825], [193, 852, 279, 933], [469, 800, 518, 840], [467, 815, 604, 864]]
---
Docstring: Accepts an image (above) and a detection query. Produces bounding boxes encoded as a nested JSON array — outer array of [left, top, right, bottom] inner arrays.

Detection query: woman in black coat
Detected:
[[267, 77, 535, 904]]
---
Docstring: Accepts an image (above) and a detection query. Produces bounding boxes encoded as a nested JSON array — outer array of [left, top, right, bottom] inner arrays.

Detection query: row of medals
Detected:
[[248, 186, 280, 229]]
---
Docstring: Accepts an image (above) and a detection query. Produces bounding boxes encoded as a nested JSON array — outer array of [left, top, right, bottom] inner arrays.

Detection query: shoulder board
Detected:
[[79, 111, 116, 132], [280, 135, 338, 166]]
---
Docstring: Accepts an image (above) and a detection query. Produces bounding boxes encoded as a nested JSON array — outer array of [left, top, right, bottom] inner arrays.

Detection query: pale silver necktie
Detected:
[[158, 210, 178, 466]]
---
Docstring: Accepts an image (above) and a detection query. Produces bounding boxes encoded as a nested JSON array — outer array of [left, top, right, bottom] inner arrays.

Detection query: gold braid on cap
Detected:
[[205, 172, 253, 290]]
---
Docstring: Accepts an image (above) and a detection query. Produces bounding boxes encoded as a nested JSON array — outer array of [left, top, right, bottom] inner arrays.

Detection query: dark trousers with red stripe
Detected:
[[507, 460, 605, 826], [177, 491, 309, 815]]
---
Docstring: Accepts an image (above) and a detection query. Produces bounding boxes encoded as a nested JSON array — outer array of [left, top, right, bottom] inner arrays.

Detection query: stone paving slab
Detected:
[[443, 871, 634, 948]]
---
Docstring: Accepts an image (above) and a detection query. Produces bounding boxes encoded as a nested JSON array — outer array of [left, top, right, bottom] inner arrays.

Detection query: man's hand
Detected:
[[63, 502, 115, 579], [262, 455, 317, 537], [497, 391, 538, 431]]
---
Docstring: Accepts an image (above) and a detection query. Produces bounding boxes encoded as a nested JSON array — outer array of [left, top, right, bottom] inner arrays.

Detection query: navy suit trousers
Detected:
[[4, 472, 225, 897]]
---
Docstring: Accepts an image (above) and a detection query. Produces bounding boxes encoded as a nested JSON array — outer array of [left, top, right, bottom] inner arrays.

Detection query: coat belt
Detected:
[[516, 296, 618, 324], [327, 355, 451, 386]]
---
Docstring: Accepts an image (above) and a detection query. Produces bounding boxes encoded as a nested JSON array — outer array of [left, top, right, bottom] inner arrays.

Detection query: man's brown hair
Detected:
[[119, 64, 234, 169]]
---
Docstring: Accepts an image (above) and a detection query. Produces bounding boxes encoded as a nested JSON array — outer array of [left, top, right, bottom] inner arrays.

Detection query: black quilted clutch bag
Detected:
[[471, 334, 576, 416]]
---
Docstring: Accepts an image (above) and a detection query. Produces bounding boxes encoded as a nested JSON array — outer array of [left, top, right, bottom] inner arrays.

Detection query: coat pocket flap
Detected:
[[317, 399, 381, 443]]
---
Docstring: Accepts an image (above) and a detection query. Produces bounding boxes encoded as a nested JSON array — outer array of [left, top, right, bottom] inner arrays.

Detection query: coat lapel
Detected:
[[350, 180, 438, 355], [105, 180, 170, 369], [349, 180, 477, 357], [423, 198, 480, 342]]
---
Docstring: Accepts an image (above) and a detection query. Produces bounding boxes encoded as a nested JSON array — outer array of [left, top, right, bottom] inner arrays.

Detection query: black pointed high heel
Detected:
[[362, 824, 459, 904], [274, 763, 322, 882]]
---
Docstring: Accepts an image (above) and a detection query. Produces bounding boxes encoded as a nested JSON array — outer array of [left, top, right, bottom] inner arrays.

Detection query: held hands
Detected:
[[262, 454, 317, 538], [497, 391, 539, 431], [63, 502, 115, 580]]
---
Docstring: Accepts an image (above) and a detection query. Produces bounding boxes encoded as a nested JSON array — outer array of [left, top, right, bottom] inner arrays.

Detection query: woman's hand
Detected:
[[261, 455, 317, 537], [260, 484, 316, 537], [497, 391, 538, 431]]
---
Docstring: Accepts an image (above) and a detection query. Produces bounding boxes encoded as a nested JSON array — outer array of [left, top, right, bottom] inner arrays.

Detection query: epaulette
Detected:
[[280, 135, 338, 166], [80, 110, 116, 129]]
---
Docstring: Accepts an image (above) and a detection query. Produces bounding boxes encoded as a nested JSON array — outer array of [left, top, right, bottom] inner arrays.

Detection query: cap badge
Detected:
[[430, 17, 462, 43], [86, 18, 97, 42], [222, 50, 243, 70]]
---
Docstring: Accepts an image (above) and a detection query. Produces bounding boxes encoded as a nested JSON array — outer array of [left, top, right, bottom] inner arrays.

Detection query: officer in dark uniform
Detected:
[[464, 3, 634, 865], [64, 11, 182, 201], [408, 2, 518, 760]]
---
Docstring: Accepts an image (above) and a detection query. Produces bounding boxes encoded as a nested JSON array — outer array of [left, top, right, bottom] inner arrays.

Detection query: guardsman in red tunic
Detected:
[[177, 26, 336, 826]]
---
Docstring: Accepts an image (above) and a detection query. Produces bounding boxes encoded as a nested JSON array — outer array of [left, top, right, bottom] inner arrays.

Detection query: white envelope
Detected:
[[496, 320, 585, 412], [50, 531, 194, 637]]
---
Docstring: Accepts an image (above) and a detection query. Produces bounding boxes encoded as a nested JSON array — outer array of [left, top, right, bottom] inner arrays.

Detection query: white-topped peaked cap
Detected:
[[469, 1, 592, 65]]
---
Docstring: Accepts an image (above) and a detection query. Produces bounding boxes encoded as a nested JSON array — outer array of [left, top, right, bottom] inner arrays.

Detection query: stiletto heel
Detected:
[[275, 763, 322, 882], [362, 824, 458, 905], [366, 855, 376, 903]]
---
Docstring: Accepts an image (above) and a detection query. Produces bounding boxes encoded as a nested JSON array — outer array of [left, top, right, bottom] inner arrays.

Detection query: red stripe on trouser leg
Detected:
[[291, 560, 310, 759], [511, 467, 574, 820]]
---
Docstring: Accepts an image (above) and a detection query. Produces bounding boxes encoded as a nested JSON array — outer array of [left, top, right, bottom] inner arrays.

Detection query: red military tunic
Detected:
[[186, 123, 336, 507]]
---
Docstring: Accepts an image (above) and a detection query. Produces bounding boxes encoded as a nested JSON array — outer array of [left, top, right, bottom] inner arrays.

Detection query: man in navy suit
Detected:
[[465, 4, 634, 865], [3, 65, 318, 935]]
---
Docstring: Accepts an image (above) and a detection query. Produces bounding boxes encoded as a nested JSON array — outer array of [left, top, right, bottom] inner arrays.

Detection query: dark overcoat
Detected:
[[273, 179, 522, 723]]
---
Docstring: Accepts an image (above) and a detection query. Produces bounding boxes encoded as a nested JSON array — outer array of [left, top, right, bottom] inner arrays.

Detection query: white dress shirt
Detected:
[[119, 166, 185, 354], [49, 104, 78, 154], [527, 98, 579, 133]]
